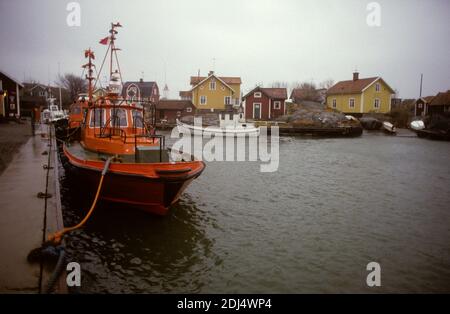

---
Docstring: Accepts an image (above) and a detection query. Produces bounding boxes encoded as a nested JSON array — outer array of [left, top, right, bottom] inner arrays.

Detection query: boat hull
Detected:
[[382, 122, 396, 134], [71, 166, 195, 215], [63, 144, 205, 215], [410, 120, 425, 131], [177, 120, 260, 136]]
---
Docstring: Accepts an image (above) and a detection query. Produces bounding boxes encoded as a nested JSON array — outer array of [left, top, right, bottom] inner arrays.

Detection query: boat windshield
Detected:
[[71, 105, 81, 115], [110, 108, 128, 127], [50, 105, 59, 112], [89, 108, 106, 127], [132, 109, 143, 128]]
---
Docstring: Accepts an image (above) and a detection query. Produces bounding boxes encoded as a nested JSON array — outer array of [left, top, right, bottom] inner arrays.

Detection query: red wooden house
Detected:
[[243, 87, 287, 120], [155, 99, 195, 124]]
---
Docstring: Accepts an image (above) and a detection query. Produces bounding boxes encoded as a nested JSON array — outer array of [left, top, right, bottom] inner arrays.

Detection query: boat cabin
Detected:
[[219, 110, 245, 128]]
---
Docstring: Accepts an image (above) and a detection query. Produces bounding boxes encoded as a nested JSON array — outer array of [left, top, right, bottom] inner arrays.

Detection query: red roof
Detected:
[[429, 90, 450, 106], [327, 77, 380, 95], [190, 76, 241, 85], [290, 88, 307, 100], [156, 100, 194, 110], [179, 91, 192, 98], [243, 87, 287, 99]]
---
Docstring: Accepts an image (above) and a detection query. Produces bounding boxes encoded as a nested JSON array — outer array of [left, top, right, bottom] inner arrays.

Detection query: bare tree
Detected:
[[290, 82, 321, 102], [270, 81, 288, 88], [57, 73, 87, 101], [319, 79, 334, 90]]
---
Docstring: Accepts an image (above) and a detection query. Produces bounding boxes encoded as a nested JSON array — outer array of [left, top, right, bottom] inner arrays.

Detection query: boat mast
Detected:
[[83, 48, 95, 103], [58, 62, 62, 110], [108, 22, 122, 78]]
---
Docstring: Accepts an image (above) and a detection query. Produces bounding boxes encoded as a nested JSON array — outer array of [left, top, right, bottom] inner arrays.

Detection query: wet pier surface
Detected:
[[0, 124, 65, 293]]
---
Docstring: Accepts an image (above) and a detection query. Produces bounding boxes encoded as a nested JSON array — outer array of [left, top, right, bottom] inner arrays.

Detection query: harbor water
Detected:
[[59, 130, 450, 293]]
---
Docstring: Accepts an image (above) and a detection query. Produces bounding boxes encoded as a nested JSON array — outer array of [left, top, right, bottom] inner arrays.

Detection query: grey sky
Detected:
[[1, 0, 449, 99]]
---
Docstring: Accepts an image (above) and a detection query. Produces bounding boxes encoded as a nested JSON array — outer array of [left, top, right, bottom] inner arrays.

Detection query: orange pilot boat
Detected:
[[63, 23, 205, 215]]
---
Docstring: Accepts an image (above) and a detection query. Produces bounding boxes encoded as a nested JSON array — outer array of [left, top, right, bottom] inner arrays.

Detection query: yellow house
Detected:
[[326, 72, 395, 114], [189, 71, 241, 111]]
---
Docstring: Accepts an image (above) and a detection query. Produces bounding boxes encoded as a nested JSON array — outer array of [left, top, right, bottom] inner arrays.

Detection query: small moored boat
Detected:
[[359, 117, 382, 130], [382, 121, 396, 134], [410, 120, 425, 131], [177, 111, 259, 136]]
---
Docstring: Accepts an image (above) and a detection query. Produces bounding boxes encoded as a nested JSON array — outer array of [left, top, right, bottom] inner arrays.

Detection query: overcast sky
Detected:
[[1, 0, 449, 99]]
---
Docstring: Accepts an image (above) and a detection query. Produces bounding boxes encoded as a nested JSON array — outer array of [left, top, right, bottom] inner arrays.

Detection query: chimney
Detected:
[[353, 71, 359, 81], [139, 78, 143, 83], [208, 70, 214, 76]]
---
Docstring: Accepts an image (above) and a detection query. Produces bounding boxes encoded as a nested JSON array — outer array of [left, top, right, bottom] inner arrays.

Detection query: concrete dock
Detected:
[[0, 123, 66, 293]]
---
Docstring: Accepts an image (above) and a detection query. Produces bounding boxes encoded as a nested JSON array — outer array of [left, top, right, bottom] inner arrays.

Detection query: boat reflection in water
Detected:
[[59, 156, 218, 292]]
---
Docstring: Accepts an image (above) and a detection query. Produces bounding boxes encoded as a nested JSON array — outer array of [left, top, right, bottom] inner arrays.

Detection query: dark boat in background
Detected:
[[359, 117, 382, 130]]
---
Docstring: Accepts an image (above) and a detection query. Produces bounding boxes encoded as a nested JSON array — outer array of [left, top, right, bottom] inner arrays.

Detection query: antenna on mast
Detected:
[[108, 22, 123, 94], [419, 73, 423, 98], [58, 62, 62, 110], [82, 48, 95, 103]]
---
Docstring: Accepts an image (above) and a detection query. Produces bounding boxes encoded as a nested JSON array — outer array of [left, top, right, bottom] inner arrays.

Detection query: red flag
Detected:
[[99, 36, 109, 45]]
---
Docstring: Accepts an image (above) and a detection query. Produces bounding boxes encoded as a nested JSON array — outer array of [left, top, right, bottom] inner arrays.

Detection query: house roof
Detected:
[[243, 86, 287, 99], [179, 91, 192, 98], [290, 88, 307, 100], [0, 70, 24, 88], [22, 82, 68, 96], [156, 99, 194, 110], [327, 77, 380, 95], [190, 76, 241, 86], [189, 74, 237, 93], [122, 81, 158, 98], [429, 90, 450, 106], [416, 96, 435, 104]]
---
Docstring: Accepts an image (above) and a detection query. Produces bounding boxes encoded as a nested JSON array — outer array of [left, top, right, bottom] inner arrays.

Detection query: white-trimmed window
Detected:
[[349, 98, 355, 109], [224, 96, 231, 105], [274, 101, 281, 109], [200, 95, 207, 105], [375, 83, 381, 92], [186, 107, 192, 113], [254, 92, 262, 98], [374, 98, 380, 109], [209, 80, 216, 90], [89, 108, 106, 127], [332, 98, 337, 108]]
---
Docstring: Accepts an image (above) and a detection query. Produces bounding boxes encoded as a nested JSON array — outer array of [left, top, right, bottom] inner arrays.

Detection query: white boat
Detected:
[[177, 112, 260, 136], [410, 120, 425, 131], [345, 115, 358, 121], [382, 121, 396, 134], [41, 97, 68, 124]]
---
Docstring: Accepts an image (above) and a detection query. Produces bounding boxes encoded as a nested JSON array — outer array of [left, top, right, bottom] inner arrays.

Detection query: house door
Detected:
[[253, 103, 261, 119]]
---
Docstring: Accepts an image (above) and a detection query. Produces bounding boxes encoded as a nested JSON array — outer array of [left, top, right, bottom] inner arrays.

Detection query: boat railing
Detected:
[[97, 117, 166, 162]]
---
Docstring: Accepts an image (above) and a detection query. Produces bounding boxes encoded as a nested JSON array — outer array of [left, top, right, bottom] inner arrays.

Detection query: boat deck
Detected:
[[65, 141, 175, 163]]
